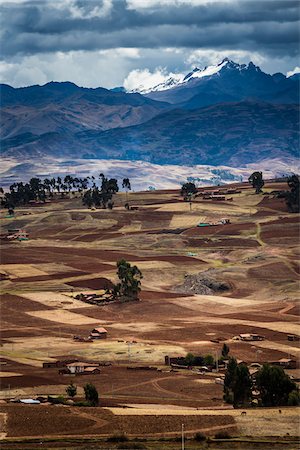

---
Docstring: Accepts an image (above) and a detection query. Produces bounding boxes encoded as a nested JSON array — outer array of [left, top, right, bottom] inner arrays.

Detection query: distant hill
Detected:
[[3, 101, 298, 166], [0, 82, 169, 140], [1, 60, 299, 168]]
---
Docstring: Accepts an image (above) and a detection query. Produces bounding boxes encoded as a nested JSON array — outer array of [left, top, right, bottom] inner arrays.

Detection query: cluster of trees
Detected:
[[81, 175, 132, 209], [108, 259, 143, 301], [0, 174, 132, 210], [1, 176, 91, 208], [248, 171, 299, 212], [286, 174, 300, 213], [184, 344, 230, 367], [66, 382, 99, 406], [224, 358, 299, 408], [82, 174, 119, 209]]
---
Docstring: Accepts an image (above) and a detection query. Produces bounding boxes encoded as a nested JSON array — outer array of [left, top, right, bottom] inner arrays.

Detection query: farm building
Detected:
[[66, 362, 101, 375], [239, 333, 264, 341], [270, 358, 297, 369], [43, 359, 78, 369], [287, 334, 300, 341], [90, 327, 108, 339]]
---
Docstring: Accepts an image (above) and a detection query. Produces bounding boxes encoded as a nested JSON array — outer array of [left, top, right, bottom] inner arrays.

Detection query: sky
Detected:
[[0, 0, 299, 89]]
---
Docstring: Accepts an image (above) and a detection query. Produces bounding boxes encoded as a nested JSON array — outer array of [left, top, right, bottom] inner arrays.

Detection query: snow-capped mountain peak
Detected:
[[125, 59, 263, 94]]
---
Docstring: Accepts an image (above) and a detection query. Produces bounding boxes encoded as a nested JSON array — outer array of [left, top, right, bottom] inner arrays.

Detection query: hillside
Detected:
[[1, 60, 299, 167], [5, 100, 293, 166], [0, 82, 170, 140]]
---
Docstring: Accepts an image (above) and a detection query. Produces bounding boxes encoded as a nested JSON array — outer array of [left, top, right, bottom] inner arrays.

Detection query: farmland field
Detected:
[[0, 181, 299, 445]]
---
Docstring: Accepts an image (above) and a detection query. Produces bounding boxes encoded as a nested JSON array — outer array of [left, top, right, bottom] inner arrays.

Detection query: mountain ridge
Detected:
[[1, 59, 299, 168]]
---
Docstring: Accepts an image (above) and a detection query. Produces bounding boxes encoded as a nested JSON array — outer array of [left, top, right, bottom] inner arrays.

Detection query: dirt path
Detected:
[[69, 407, 108, 431], [255, 222, 264, 246], [150, 378, 197, 401], [278, 303, 296, 315], [104, 375, 184, 396]]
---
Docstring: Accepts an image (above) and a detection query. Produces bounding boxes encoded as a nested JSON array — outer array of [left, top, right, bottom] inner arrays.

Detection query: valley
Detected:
[[0, 181, 299, 445]]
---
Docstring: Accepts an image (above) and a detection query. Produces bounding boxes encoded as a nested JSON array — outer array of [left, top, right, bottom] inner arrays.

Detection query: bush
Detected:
[[47, 395, 66, 405], [66, 381, 77, 398], [214, 431, 232, 439], [84, 382, 99, 406], [288, 390, 300, 406], [73, 400, 92, 407], [107, 434, 129, 443], [194, 432, 206, 442]]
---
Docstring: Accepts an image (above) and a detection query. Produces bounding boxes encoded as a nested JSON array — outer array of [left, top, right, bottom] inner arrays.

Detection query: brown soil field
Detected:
[[248, 262, 299, 280], [0, 181, 299, 440], [0, 404, 236, 438], [66, 277, 114, 290], [183, 222, 255, 237]]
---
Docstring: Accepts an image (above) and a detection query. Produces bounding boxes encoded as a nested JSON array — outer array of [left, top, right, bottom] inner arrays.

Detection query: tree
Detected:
[[122, 178, 131, 191], [223, 357, 238, 404], [112, 259, 143, 300], [248, 171, 264, 194], [181, 182, 197, 198], [66, 381, 77, 398], [223, 358, 252, 407], [84, 383, 99, 406], [64, 175, 74, 193], [185, 353, 195, 366], [203, 354, 214, 366], [286, 174, 299, 213], [122, 177, 131, 201], [255, 364, 297, 406], [221, 343, 230, 359], [233, 364, 252, 407], [288, 390, 300, 406]]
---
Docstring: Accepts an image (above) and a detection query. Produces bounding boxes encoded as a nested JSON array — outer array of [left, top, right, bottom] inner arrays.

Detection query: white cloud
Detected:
[[67, 0, 113, 19], [186, 49, 266, 68], [99, 48, 140, 58], [123, 67, 184, 92], [126, 0, 234, 9], [287, 66, 300, 77], [0, 48, 141, 88]]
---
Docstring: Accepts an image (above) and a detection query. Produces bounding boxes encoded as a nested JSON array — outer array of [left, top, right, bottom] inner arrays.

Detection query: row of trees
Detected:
[[224, 357, 299, 407], [184, 344, 230, 367], [0, 174, 132, 210]]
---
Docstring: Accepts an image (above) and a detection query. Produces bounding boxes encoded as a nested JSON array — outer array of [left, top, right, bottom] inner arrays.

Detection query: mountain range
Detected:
[[1, 59, 299, 168]]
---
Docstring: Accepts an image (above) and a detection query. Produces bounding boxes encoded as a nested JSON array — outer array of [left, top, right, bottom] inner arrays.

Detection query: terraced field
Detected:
[[0, 181, 299, 442]]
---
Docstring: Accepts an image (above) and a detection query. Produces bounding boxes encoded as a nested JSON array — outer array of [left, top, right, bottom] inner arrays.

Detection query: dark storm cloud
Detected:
[[0, 0, 299, 58]]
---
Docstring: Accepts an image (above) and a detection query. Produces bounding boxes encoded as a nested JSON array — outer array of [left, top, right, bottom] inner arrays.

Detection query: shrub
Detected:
[[47, 395, 66, 405], [66, 381, 77, 398], [214, 431, 232, 439], [288, 390, 300, 406], [83, 382, 99, 406], [107, 434, 129, 443], [194, 432, 206, 442], [73, 400, 92, 407]]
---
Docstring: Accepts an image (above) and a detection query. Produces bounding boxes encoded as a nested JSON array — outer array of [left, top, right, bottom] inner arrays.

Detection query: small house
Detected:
[[66, 362, 100, 374], [83, 367, 101, 375], [270, 358, 297, 369], [287, 334, 300, 342], [239, 333, 264, 341], [90, 327, 108, 339], [43, 359, 78, 369]]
